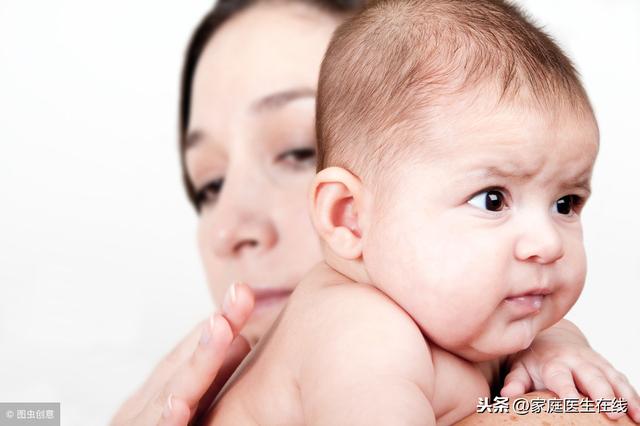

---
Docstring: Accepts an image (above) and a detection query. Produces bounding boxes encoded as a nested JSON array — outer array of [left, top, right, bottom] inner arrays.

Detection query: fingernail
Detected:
[[199, 314, 215, 346], [222, 282, 237, 315], [162, 393, 173, 419]]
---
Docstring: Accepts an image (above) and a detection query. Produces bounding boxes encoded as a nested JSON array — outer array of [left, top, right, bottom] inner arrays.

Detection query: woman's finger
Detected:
[[187, 283, 254, 422], [138, 283, 255, 425], [540, 361, 580, 399], [173, 314, 236, 397], [135, 320, 205, 404], [157, 394, 191, 426], [133, 314, 234, 425], [190, 335, 252, 423], [137, 282, 253, 407], [221, 282, 255, 336], [113, 283, 256, 426], [110, 318, 211, 425], [500, 361, 533, 397]]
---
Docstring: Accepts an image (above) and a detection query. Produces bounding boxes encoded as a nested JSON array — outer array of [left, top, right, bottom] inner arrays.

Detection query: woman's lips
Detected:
[[250, 287, 293, 312]]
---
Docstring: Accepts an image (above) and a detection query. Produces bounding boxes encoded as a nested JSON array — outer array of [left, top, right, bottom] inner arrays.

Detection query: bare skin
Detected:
[[206, 267, 638, 425], [201, 88, 638, 424], [205, 263, 488, 425], [112, 2, 640, 424], [456, 391, 637, 425], [110, 284, 254, 425]]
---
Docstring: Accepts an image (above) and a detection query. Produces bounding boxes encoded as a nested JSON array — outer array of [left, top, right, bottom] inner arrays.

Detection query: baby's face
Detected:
[[362, 92, 599, 361]]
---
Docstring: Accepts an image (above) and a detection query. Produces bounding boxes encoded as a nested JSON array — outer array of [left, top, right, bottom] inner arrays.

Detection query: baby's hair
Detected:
[[316, 0, 593, 180]]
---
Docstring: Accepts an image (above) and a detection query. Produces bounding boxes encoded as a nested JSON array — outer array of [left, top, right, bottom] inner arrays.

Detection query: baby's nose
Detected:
[[513, 216, 564, 264]]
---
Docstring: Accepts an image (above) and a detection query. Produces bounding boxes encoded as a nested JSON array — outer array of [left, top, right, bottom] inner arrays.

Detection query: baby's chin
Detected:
[[445, 320, 541, 362]]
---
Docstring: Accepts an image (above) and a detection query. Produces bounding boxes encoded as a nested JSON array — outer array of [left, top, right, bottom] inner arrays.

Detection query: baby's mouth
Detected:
[[505, 295, 544, 311], [504, 288, 551, 315]]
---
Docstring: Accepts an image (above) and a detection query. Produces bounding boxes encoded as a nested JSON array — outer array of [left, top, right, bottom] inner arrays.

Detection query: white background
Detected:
[[0, 1, 638, 424]]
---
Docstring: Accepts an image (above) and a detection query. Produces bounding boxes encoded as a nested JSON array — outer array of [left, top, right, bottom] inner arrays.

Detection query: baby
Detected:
[[205, 0, 602, 424]]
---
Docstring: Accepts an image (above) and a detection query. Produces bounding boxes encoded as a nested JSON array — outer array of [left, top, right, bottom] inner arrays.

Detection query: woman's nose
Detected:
[[207, 167, 279, 258], [513, 214, 565, 264], [211, 213, 278, 258]]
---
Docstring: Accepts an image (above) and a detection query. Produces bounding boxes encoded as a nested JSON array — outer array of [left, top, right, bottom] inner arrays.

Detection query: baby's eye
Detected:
[[277, 147, 316, 169], [468, 189, 507, 212], [553, 195, 583, 215], [195, 178, 224, 210]]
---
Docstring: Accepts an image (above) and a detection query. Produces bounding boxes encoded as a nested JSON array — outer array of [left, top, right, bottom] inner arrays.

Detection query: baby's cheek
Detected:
[[565, 245, 587, 293], [552, 255, 586, 320], [564, 230, 587, 276], [566, 268, 586, 308]]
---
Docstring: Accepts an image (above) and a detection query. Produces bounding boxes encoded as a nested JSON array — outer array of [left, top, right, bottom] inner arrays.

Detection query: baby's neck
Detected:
[[322, 247, 373, 286]]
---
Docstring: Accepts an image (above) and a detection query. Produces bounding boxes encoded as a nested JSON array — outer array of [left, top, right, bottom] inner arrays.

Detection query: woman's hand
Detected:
[[501, 319, 640, 422], [110, 283, 255, 426]]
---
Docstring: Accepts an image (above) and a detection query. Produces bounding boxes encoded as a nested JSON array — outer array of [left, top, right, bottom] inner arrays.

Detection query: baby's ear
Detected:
[[309, 167, 364, 260]]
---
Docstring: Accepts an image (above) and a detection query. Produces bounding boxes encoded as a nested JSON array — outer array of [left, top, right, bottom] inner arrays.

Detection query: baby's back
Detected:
[[205, 262, 491, 425]]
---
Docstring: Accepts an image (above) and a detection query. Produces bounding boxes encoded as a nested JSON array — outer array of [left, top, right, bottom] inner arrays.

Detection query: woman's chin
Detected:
[[244, 294, 290, 345]]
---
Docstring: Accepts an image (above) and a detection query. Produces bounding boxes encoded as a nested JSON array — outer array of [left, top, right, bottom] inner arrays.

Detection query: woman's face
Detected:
[[185, 2, 343, 344]]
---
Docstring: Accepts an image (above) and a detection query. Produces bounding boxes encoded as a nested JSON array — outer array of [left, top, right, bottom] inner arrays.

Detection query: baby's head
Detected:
[[310, 0, 599, 361]]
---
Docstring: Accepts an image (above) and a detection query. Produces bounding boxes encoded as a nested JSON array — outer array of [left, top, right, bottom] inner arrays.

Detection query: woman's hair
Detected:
[[179, 0, 364, 210]]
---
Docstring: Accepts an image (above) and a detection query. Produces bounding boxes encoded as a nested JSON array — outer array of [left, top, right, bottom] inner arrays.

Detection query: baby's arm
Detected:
[[298, 284, 436, 425]]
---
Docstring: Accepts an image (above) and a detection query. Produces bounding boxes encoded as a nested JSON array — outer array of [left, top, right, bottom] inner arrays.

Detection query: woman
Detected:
[[111, 0, 640, 424]]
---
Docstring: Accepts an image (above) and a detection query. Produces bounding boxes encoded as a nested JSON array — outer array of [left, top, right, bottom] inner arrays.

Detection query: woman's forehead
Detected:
[[188, 3, 339, 134], [195, 3, 338, 98]]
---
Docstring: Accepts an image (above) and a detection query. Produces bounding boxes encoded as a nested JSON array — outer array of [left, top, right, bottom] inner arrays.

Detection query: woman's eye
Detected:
[[277, 147, 316, 168], [468, 189, 507, 212], [195, 178, 224, 209], [554, 194, 583, 215]]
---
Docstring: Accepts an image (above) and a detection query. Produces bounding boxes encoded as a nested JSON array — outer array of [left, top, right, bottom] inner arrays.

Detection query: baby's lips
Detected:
[[505, 295, 544, 310]]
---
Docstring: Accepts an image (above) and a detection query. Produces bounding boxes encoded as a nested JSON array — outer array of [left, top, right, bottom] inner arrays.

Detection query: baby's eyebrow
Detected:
[[560, 176, 592, 195], [467, 165, 538, 181], [550, 164, 594, 194], [463, 164, 593, 194]]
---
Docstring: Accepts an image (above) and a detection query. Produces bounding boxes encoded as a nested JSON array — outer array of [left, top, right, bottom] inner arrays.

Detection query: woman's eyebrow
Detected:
[[185, 129, 205, 150], [251, 87, 315, 113], [185, 88, 316, 150]]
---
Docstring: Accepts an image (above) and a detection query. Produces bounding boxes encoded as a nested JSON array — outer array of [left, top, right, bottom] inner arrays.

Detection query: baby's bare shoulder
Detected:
[[315, 281, 420, 332], [293, 277, 435, 395]]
